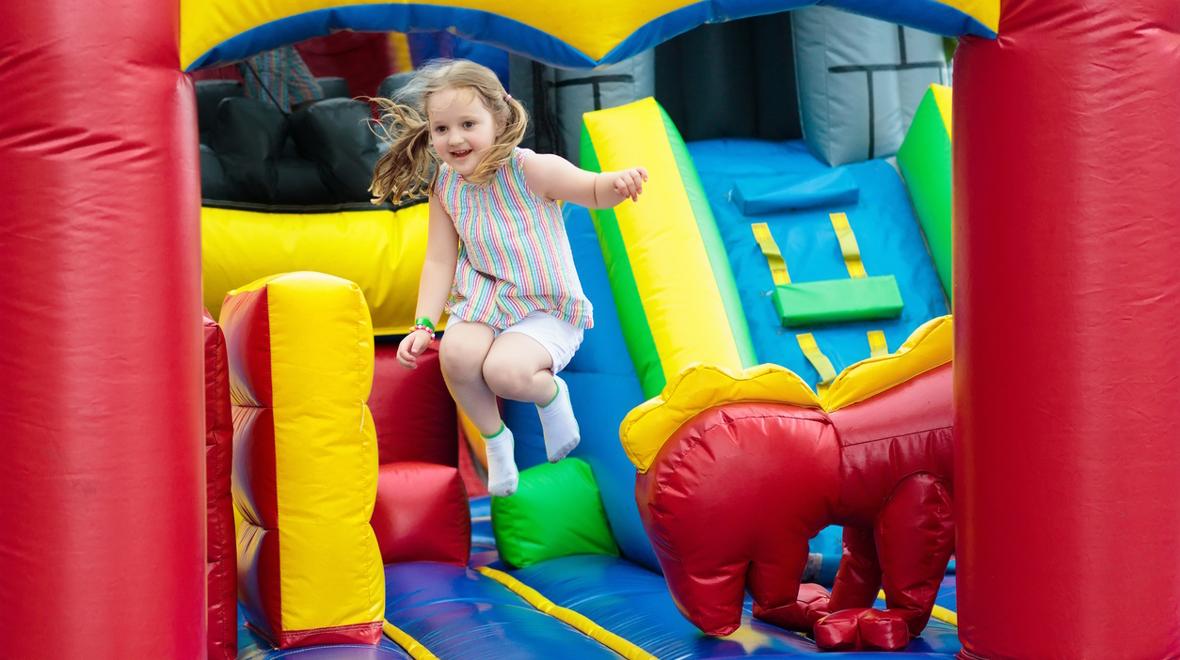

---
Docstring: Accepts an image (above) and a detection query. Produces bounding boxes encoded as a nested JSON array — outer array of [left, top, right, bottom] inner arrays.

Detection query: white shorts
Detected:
[[499, 311, 584, 374]]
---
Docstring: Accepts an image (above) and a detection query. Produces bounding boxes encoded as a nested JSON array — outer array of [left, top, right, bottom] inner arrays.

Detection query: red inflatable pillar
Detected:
[[0, 1, 204, 658], [955, 2, 1180, 658]]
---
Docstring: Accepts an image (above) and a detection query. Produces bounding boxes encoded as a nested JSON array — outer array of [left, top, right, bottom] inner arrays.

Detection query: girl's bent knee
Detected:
[[483, 361, 531, 399], [440, 343, 486, 384]]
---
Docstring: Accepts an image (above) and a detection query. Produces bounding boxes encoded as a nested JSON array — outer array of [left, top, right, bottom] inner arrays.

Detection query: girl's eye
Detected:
[[434, 126, 446, 133], [462, 121, 475, 129]]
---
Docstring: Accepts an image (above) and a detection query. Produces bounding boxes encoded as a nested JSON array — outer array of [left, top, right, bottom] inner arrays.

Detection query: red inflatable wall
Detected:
[[205, 313, 237, 659], [955, 2, 1180, 657], [0, 1, 204, 657]]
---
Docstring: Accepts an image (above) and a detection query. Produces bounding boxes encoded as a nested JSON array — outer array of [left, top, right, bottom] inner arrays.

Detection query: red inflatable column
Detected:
[[955, 3, 1180, 658], [0, 1, 204, 658]]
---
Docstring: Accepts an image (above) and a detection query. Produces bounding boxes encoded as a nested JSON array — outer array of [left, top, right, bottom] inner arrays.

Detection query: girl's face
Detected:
[[426, 86, 500, 179]]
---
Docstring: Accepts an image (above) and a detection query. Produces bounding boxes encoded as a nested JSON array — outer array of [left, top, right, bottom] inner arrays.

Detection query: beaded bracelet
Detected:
[[414, 316, 436, 332], [411, 324, 435, 340]]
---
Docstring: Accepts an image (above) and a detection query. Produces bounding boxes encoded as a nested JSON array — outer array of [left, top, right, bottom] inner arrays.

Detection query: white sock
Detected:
[[484, 424, 519, 497], [537, 375, 580, 462]]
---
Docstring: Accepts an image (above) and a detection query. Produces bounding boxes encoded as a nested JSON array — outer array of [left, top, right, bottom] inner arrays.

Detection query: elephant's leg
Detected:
[[755, 525, 881, 632], [814, 474, 953, 651], [828, 525, 882, 611]]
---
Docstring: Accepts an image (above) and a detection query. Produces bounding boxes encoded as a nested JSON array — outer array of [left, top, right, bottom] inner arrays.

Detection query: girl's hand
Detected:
[[397, 329, 433, 368], [612, 167, 648, 202]]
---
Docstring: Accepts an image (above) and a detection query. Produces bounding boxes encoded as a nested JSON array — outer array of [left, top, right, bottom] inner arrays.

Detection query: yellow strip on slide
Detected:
[[583, 97, 745, 380], [751, 222, 791, 285], [477, 567, 657, 660], [868, 330, 888, 357], [829, 212, 867, 279], [383, 620, 439, 660], [876, 590, 958, 627], [797, 333, 837, 387]]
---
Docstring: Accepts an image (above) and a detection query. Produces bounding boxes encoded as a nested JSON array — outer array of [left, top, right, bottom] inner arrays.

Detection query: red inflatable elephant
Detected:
[[633, 361, 953, 651]]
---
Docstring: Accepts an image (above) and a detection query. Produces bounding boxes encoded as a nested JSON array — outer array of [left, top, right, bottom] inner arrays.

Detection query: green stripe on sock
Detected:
[[483, 422, 506, 439], [540, 380, 560, 408]]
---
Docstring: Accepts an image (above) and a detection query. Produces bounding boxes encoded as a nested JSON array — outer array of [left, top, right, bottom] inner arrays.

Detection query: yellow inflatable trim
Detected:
[[182, 1, 997, 70], [182, 0, 702, 69], [477, 567, 657, 660], [876, 590, 958, 627], [621, 316, 952, 472], [383, 620, 439, 660], [822, 315, 952, 411], [940, 0, 998, 35]]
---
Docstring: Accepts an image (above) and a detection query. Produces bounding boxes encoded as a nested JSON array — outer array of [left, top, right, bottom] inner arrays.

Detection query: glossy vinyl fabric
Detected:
[[238, 610, 410, 660], [955, 2, 1180, 658], [240, 555, 960, 658], [371, 342, 458, 466], [183, 1, 996, 71], [637, 365, 953, 649], [510, 554, 962, 658], [205, 313, 238, 659], [0, 2, 206, 657], [372, 462, 471, 566], [383, 562, 618, 659], [222, 273, 384, 648]]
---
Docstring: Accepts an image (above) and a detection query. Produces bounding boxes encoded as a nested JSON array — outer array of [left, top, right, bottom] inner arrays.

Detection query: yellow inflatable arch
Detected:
[[182, 0, 997, 71]]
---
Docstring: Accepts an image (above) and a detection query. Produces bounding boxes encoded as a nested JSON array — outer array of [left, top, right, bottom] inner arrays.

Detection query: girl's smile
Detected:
[[427, 86, 499, 178]]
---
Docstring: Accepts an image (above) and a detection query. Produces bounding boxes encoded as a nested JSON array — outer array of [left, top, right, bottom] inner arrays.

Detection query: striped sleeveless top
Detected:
[[434, 147, 593, 331]]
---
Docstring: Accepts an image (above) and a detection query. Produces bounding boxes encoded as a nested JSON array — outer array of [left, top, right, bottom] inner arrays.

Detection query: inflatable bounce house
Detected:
[[4, 1, 1179, 659]]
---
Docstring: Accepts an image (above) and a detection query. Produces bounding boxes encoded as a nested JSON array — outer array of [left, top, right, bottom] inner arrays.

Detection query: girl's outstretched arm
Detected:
[[523, 151, 648, 209], [399, 194, 458, 368]]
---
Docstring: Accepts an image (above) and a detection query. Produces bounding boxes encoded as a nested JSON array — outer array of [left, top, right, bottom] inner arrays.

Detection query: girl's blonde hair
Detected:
[[369, 59, 528, 204]]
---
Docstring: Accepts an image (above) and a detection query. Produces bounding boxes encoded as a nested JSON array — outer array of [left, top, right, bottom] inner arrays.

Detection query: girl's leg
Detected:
[[483, 333, 579, 461], [438, 321, 499, 433], [480, 332, 556, 405], [439, 321, 518, 496]]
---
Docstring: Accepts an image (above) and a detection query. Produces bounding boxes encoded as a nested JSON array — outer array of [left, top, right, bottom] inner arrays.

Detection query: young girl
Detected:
[[369, 60, 647, 497]]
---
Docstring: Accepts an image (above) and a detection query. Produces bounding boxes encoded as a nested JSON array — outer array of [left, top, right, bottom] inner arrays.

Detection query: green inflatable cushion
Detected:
[[491, 458, 619, 568], [773, 276, 904, 326]]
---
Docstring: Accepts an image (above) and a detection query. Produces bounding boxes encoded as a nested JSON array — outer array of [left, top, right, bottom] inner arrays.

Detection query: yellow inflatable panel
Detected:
[[223, 271, 383, 642], [203, 204, 430, 336], [620, 315, 953, 472]]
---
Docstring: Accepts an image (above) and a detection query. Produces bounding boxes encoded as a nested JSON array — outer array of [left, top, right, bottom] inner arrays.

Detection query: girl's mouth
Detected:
[[451, 149, 472, 159]]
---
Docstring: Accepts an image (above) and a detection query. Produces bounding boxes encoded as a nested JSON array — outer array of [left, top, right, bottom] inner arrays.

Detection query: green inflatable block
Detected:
[[491, 458, 619, 568], [773, 276, 904, 326], [897, 85, 953, 300]]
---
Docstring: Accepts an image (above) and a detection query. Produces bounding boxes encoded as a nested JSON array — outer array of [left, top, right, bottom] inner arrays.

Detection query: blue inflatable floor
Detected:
[[238, 555, 958, 658], [507, 554, 960, 659]]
